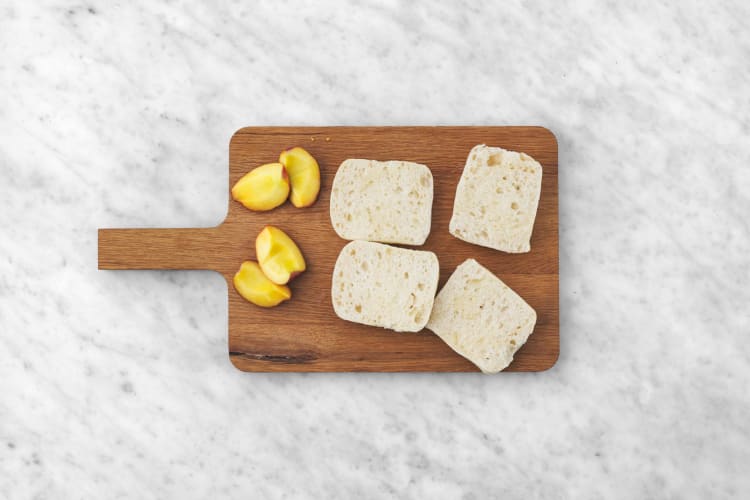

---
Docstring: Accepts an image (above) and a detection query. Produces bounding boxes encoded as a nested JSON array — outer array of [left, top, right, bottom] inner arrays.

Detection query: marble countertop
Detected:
[[2, 1, 748, 498]]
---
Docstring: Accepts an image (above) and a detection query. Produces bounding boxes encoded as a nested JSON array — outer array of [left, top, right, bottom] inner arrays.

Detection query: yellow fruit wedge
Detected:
[[231, 162, 290, 211], [256, 226, 306, 285], [233, 261, 291, 307], [279, 147, 321, 208]]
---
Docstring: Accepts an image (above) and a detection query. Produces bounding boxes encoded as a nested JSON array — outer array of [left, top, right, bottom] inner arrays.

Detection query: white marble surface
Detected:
[[1, 1, 749, 498]]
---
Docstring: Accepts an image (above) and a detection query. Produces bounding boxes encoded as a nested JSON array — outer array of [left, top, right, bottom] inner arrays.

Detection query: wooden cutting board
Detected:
[[99, 127, 558, 372]]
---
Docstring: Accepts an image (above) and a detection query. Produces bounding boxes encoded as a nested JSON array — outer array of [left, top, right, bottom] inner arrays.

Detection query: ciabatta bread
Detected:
[[330, 159, 433, 245], [426, 259, 537, 373], [331, 241, 439, 332], [449, 145, 542, 253]]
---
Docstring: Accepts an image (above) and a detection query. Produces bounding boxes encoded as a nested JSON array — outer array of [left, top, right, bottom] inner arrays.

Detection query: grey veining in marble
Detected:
[[1, 1, 749, 498]]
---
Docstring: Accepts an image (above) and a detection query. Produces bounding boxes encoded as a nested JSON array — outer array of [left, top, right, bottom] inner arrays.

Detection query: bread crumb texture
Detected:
[[330, 159, 433, 245], [331, 241, 439, 332], [426, 259, 537, 373], [449, 144, 542, 253]]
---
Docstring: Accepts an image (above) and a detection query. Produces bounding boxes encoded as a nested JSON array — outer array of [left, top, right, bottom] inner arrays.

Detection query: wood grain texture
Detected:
[[99, 127, 558, 372]]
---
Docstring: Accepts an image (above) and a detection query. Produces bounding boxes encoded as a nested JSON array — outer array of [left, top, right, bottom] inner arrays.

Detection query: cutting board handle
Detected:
[[98, 227, 228, 271]]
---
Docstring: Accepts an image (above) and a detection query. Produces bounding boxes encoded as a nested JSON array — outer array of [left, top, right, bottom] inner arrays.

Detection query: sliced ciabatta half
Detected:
[[330, 159, 433, 245], [449, 144, 542, 253], [331, 240, 439, 332], [426, 259, 537, 373]]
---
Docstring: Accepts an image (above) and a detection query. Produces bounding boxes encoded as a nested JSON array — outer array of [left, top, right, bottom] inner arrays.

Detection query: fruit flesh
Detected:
[[231, 162, 290, 211], [256, 226, 306, 285], [279, 147, 320, 208], [233, 261, 291, 307]]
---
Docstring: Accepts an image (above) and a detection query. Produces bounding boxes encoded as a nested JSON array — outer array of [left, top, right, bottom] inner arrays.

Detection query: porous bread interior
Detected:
[[330, 159, 433, 245], [331, 240, 439, 332], [426, 259, 537, 373], [449, 144, 542, 253]]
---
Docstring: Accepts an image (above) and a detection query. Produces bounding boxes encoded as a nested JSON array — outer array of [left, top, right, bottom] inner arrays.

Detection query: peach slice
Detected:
[[256, 226, 306, 285], [233, 261, 291, 307], [231, 162, 290, 211], [278, 147, 320, 208]]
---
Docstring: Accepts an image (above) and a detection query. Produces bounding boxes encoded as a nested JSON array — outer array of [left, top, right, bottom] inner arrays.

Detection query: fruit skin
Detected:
[[233, 261, 291, 307], [256, 225, 306, 285], [278, 147, 321, 208], [231, 163, 290, 211]]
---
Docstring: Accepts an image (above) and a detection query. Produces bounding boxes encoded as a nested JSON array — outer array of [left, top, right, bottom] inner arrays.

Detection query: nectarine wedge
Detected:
[[231, 162, 289, 211], [256, 226, 306, 285], [279, 147, 320, 208], [233, 261, 291, 307]]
